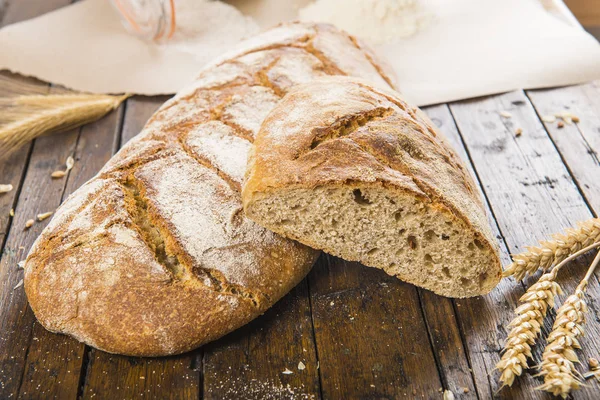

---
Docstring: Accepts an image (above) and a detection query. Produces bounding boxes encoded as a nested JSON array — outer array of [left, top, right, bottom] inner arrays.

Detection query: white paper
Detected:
[[0, 0, 259, 94], [377, 0, 600, 105], [0, 0, 598, 106]]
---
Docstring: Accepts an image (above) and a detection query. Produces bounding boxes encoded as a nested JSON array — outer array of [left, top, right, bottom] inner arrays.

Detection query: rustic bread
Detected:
[[23, 23, 396, 356], [242, 77, 502, 298]]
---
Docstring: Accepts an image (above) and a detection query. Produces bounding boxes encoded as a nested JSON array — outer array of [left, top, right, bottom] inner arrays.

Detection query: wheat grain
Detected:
[[503, 218, 600, 280], [536, 250, 600, 398], [37, 211, 53, 221], [0, 93, 128, 159], [51, 170, 66, 179]]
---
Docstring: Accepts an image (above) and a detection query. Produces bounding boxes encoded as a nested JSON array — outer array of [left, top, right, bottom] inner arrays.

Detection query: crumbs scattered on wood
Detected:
[[443, 390, 455, 400], [298, 361, 305, 371], [17, 261, 25, 269], [25, 219, 34, 229], [463, 387, 469, 393], [9, 208, 14, 217], [499, 111, 512, 118], [557, 121, 565, 128], [66, 156, 75, 171], [515, 128, 523, 137], [13, 279, 23, 290], [0, 184, 13, 193], [37, 211, 53, 221], [282, 368, 293, 375]]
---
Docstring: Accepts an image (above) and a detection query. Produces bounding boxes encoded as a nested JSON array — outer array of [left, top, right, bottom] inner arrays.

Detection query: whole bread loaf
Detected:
[[23, 23, 396, 356], [242, 77, 502, 298]]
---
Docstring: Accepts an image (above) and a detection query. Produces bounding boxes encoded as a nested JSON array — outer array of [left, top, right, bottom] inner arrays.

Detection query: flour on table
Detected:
[[299, 0, 433, 44]]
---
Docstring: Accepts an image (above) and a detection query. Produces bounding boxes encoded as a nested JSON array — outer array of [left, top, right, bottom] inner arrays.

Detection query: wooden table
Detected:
[[1, 1, 600, 399]]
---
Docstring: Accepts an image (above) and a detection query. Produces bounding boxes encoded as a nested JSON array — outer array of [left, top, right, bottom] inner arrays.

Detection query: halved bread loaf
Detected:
[[23, 23, 397, 356], [243, 77, 502, 298]]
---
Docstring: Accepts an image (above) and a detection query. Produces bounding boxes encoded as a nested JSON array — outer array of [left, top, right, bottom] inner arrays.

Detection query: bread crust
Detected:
[[24, 23, 396, 356], [243, 77, 502, 297]]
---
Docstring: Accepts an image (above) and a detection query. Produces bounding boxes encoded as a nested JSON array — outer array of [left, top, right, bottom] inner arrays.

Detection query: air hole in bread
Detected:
[[394, 209, 404, 222], [441, 266, 451, 278], [424, 230, 435, 241], [353, 189, 371, 205], [407, 236, 418, 250], [367, 248, 379, 255], [441, 233, 450, 240]]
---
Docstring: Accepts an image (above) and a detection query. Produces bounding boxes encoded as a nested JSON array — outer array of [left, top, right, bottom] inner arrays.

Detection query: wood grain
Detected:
[[204, 279, 320, 400], [308, 255, 443, 399]]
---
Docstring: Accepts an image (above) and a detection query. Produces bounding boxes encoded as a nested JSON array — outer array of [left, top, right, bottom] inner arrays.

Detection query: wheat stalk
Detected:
[[496, 243, 600, 387], [504, 218, 600, 281], [536, 250, 600, 398], [0, 93, 129, 158], [497, 272, 563, 387]]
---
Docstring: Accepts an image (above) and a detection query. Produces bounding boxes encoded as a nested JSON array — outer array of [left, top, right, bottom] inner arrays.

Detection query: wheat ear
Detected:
[[496, 243, 600, 387], [0, 93, 129, 158], [536, 250, 600, 398], [504, 218, 600, 281]]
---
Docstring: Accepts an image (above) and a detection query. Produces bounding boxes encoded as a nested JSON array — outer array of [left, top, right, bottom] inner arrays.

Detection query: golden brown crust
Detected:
[[243, 76, 502, 296], [24, 23, 397, 356]]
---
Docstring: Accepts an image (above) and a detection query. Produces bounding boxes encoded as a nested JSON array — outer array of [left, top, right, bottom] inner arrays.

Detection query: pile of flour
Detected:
[[298, 0, 433, 44]]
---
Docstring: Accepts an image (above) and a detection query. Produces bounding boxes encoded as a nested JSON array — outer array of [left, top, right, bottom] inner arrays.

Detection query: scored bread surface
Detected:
[[243, 77, 502, 298], [23, 23, 396, 356]]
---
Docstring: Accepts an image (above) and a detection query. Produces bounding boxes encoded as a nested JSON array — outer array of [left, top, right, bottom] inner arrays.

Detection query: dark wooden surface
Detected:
[[1, 1, 600, 399]]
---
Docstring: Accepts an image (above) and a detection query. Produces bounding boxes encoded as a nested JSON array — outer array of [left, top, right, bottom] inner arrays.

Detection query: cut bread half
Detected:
[[242, 76, 502, 298]]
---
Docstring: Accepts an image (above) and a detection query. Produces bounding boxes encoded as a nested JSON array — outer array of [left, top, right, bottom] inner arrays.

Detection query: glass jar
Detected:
[[110, 0, 176, 42]]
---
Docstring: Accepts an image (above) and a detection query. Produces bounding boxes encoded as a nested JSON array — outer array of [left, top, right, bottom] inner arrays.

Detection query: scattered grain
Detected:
[[0, 184, 13, 193], [589, 358, 599, 369], [282, 368, 293, 375], [51, 170, 66, 179], [298, 361, 306, 370], [37, 211, 53, 221], [13, 279, 23, 290], [9, 208, 14, 217], [542, 115, 556, 123], [499, 111, 512, 118], [25, 219, 34, 229], [557, 121, 565, 128]]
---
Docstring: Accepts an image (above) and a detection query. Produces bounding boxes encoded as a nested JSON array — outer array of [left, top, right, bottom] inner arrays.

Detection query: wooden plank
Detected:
[[526, 82, 600, 213], [204, 279, 320, 400], [420, 104, 517, 399], [17, 105, 125, 400], [308, 255, 442, 399], [0, 126, 80, 398], [0, 1, 84, 398], [449, 89, 600, 398], [81, 97, 201, 400]]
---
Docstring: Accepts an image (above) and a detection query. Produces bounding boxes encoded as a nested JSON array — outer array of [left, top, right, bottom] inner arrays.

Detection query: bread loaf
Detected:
[[242, 77, 502, 298], [23, 23, 396, 356]]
